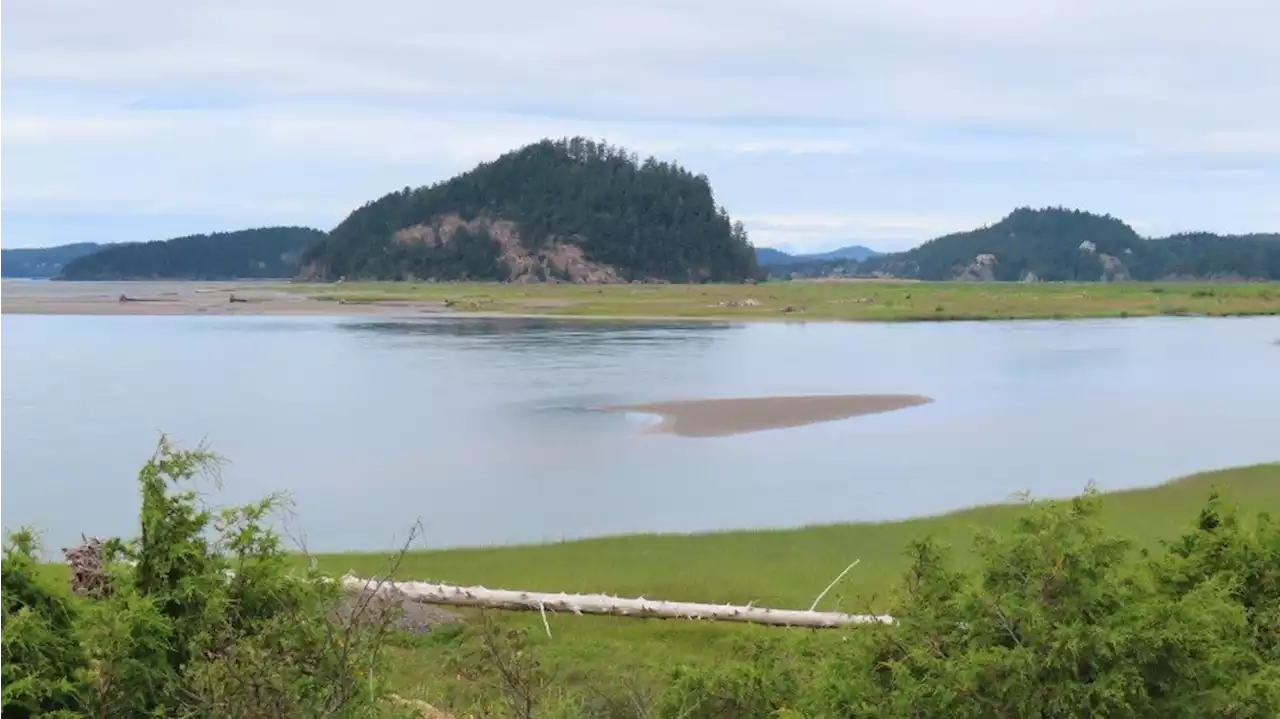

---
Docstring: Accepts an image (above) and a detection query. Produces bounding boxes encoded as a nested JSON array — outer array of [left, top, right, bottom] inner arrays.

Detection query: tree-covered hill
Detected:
[[857, 208, 1280, 281], [300, 138, 759, 283], [57, 227, 325, 280], [2, 243, 104, 278]]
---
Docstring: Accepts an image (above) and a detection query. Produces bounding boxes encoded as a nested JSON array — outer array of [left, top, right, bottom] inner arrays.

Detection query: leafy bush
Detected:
[[657, 489, 1280, 718], [7, 441, 1279, 718], [1, 437, 407, 718], [1, 530, 90, 718]]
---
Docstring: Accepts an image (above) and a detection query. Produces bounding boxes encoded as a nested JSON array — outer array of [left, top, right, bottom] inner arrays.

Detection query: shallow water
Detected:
[[3, 313, 1277, 552]]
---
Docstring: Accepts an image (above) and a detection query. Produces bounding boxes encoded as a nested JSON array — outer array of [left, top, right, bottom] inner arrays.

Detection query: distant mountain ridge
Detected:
[[2, 243, 104, 278], [57, 227, 325, 280], [300, 137, 759, 283], [755, 244, 879, 266]]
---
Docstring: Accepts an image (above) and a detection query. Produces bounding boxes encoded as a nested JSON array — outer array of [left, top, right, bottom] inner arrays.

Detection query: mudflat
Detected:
[[0, 280, 423, 317], [605, 394, 933, 437]]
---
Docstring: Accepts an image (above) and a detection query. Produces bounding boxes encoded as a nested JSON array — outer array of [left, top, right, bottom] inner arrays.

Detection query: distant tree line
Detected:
[[56, 227, 325, 281], [842, 208, 1280, 281], [2, 244, 103, 278]]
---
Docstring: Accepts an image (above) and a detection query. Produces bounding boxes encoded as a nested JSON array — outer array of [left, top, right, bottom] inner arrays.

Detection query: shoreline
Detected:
[[8, 304, 1276, 324], [313, 462, 1279, 556], [0, 280, 405, 317], [5, 279, 1279, 322]]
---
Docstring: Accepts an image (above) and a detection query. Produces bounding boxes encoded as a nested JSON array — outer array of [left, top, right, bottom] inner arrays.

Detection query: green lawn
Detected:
[[289, 280, 1280, 322], [313, 463, 1280, 707]]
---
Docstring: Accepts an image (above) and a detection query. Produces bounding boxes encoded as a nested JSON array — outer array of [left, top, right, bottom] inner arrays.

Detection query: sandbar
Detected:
[[605, 394, 932, 437], [0, 280, 428, 317]]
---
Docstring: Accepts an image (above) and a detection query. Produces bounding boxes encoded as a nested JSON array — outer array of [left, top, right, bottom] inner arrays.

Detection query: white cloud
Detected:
[[6, 0, 1277, 129], [1, 0, 1277, 247]]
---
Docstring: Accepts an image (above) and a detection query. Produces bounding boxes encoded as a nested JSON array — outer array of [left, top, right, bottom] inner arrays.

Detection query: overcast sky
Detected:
[[3, 0, 1278, 253]]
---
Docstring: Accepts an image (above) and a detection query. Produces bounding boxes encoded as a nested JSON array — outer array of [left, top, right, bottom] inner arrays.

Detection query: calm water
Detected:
[[3, 313, 1278, 552]]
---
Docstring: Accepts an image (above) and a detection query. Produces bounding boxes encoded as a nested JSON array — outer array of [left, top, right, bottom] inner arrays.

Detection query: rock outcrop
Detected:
[[1098, 253, 1131, 282], [394, 215, 625, 284], [955, 253, 998, 281]]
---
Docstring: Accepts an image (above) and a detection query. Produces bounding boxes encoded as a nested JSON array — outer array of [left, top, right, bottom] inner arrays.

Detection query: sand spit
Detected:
[[605, 394, 933, 437], [0, 280, 430, 317]]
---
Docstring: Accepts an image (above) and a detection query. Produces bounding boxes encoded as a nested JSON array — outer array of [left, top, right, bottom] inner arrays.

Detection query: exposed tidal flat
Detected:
[[5, 278, 1280, 321], [602, 394, 933, 437]]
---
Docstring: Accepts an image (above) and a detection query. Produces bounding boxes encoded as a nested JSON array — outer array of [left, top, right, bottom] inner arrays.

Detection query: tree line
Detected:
[[54, 227, 325, 281], [844, 208, 1280, 281], [1, 243, 103, 278]]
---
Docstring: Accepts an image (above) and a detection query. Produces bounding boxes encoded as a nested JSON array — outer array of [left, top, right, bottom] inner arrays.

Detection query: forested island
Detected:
[[299, 138, 760, 283], [769, 208, 1280, 281], [1, 243, 104, 278], [56, 227, 325, 280]]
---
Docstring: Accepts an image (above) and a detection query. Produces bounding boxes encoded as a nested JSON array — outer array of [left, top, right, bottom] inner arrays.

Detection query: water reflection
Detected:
[[344, 316, 735, 338], [340, 317, 738, 354]]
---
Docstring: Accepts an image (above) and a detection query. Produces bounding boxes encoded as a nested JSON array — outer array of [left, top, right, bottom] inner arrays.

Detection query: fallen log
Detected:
[[340, 577, 893, 628], [60, 544, 888, 629]]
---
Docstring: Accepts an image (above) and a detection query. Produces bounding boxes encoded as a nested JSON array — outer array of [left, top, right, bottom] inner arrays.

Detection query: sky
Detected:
[[2, 0, 1278, 254]]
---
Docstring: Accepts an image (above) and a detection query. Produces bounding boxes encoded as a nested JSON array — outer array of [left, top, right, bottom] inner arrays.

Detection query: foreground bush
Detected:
[[1, 438, 405, 718], [6, 444, 1279, 718], [2, 530, 89, 718], [658, 490, 1280, 718]]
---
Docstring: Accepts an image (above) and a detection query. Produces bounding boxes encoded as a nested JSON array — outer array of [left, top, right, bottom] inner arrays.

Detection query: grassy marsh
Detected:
[[294, 280, 1280, 322], [313, 463, 1280, 707]]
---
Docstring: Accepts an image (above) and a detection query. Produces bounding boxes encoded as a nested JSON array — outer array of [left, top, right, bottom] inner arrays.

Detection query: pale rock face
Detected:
[[955, 253, 998, 281], [1079, 240, 1098, 254], [391, 214, 627, 283], [1098, 253, 1131, 282]]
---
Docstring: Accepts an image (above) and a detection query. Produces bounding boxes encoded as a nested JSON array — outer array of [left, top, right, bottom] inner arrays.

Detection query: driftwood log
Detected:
[[56, 541, 888, 629], [341, 577, 893, 628]]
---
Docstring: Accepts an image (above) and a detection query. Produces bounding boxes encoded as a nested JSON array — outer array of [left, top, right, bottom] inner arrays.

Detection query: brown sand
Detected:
[[0, 280, 434, 317], [605, 394, 933, 437]]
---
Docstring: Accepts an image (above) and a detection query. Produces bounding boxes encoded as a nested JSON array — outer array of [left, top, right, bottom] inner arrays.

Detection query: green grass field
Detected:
[[313, 463, 1280, 707], [291, 280, 1280, 322]]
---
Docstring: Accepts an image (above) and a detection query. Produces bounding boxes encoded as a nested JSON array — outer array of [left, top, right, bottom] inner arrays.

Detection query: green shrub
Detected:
[[1, 437, 407, 718], [1, 530, 90, 718], [656, 489, 1280, 718]]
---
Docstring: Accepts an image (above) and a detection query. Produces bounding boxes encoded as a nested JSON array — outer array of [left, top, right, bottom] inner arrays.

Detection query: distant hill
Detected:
[[857, 208, 1280, 281], [802, 245, 880, 262], [2, 243, 104, 278], [755, 244, 879, 267], [300, 137, 759, 283], [754, 247, 797, 266], [58, 227, 325, 280]]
